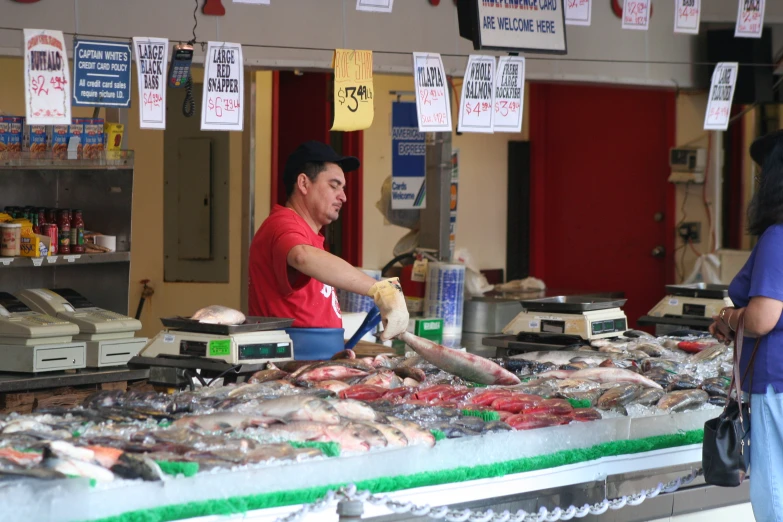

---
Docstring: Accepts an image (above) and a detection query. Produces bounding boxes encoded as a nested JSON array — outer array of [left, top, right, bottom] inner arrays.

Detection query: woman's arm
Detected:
[[722, 297, 783, 337]]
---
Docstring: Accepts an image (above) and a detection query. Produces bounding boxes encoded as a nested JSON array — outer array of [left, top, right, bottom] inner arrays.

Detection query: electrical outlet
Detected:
[[678, 222, 701, 244]]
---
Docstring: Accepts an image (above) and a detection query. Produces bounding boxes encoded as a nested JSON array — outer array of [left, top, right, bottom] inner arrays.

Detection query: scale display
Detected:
[[591, 318, 627, 336]]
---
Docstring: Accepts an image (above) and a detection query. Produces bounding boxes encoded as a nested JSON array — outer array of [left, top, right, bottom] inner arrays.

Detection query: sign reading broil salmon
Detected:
[[201, 42, 244, 131]]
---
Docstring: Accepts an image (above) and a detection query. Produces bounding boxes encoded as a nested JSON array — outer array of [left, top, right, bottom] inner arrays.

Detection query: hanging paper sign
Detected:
[[458, 55, 495, 134], [73, 40, 131, 107], [493, 56, 525, 133], [391, 101, 426, 210], [133, 37, 168, 130], [23, 29, 71, 125], [622, 0, 651, 30], [674, 0, 701, 34], [735, 0, 765, 38], [201, 41, 244, 131], [704, 63, 738, 131], [332, 49, 374, 131], [565, 0, 592, 26], [356, 0, 393, 13], [412, 52, 451, 133], [468, 0, 567, 54]]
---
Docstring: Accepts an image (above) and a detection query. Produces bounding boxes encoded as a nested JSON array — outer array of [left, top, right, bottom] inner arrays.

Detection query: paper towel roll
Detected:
[[424, 262, 466, 336], [337, 268, 382, 313], [95, 235, 117, 252]]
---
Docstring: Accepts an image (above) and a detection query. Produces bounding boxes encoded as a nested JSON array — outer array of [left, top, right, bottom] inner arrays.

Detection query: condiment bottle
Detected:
[[70, 209, 85, 254], [57, 209, 71, 255]]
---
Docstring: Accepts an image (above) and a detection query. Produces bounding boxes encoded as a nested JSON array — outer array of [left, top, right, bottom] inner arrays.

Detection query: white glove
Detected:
[[368, 277, 409, 341]]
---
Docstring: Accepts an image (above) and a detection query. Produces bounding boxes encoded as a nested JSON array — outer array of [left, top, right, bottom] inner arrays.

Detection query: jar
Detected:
[[45, 208, 57, 226], [70, 209, 85, 254], [0, 223, 21, 257], [57, 209, 71, 255], [41, 224, 58, 255], [37, 208, 47, 226]]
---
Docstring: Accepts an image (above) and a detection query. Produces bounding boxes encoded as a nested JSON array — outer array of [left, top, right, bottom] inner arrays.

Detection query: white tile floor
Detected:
[[651, 503, 755, 522]]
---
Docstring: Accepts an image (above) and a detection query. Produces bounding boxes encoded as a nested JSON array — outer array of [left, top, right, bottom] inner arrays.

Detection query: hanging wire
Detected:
[[189, 0, 198, 46]]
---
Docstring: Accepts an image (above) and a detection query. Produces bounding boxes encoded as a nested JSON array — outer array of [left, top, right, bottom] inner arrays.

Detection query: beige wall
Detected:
[[362, 74, 528, 274]]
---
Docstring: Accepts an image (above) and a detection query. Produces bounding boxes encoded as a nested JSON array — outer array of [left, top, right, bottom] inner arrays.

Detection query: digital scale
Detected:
[[0, 292, 86, 373], [638, 283, 733, 335], [16, 288, 146, 368], [482, 296, 629, 357]]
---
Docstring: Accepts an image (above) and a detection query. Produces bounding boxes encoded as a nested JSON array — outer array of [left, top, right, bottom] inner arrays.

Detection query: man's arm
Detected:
[[287, 244, 377, 295]]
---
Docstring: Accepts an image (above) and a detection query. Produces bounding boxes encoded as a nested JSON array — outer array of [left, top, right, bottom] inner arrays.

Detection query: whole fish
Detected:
[[329, 399, 386, 423], [248, 365, 289, 384], [343, 422, 388, 449], [511, 351, 614, 367], [399, 332, 521, 385], [634, 343, 669, 358], [172, 413, 278, 432], [557, 389, 604, 407], [361, 370, 403, 389], [339, 385, 389, 401], [44, 456, 115, 482], [297, 365, 370, 382], [630, 388, 666, 406], [643, 368, 677, 388], [314, 380, 352, 394], [254, 396, 341, 424], [393, 367, 427, 382], [110, 453, 164, 481], [679, 339, 719, 354], [709, 396, 728, 407], [657, 390, 709, 412], [386, 417, 436, 447], [690, 344, 728, 363], [361, 422, 408, 447], [85, 446, 124, 469], [701, 377, 730, 397], [506, 413, 565, 430], [596, 384, 643, 410], [191, 305, 246, 325], [560, 368, 663, 389], [599, 344, 627, 354], [570, 408, 603, 422], [627, 350, 652, 361], [536, 370, 576, 380], [641, 359, 682, 374], [667, 375, 702, 392]]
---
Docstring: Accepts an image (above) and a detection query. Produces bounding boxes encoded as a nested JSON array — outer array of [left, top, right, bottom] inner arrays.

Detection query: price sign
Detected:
[[622, 0, 651, 30], [201, 41, 244, 131], [133, 37, 169, 130], [704, 63, 738, 131], [493, 56, 525, 133], [412, 52, 452, 133], [356, 0, 393, 12], [332, 49, 374, 131], [565, 0, 592, 26], [674, 0, 701, 34], [23, 29, 71, 124], [735, 0, 765, 38], [458, 55, 495, 134]]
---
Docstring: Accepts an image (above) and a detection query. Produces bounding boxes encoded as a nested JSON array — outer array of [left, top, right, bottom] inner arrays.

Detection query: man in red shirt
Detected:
[[248, 141, 408, 341]]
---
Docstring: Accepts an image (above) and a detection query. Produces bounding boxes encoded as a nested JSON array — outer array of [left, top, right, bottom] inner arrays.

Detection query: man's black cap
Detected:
[[283, 141, 360, 189], [750, 129, 783, 166]]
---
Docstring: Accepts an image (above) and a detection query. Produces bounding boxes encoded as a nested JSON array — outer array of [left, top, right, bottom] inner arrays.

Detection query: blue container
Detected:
[[285, 327, 345, 360]]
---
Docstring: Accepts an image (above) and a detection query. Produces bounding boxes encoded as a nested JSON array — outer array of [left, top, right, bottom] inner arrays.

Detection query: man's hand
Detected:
[[368, 277, 409, 341]]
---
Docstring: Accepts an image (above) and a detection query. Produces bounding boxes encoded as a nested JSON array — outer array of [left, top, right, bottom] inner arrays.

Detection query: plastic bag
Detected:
[[453, 248, 493, 297], [683, 253, 721, 284]]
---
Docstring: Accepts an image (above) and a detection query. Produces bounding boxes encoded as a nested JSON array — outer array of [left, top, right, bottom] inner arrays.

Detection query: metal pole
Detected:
[[710, 131, 723, 252], [419, 132, 453, 261]]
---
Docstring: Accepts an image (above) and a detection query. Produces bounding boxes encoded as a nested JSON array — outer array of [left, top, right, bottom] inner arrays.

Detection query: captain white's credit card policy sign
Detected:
[[458, 55, 495, 134], [356, 0, 393, 12], [735, 0, 765, 38], [622, 0, 651, 30], [674, 0, 701, 34], [704, 63, 738, 131], [493, 56, 525, 133], [133, 37, 168, 130], [565, 0, 592, 26], [23, 29, 72, 124], [201, 42, 244, 131], [475, 0, 566, 54], [412, 52, 452, 132]]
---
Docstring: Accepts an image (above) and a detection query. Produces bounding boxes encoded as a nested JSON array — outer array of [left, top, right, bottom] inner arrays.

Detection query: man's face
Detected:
[[302, 162, 347, 226]]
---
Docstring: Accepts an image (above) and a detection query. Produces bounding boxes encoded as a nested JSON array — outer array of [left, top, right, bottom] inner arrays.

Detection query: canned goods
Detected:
[[41, 224, 58, 255]]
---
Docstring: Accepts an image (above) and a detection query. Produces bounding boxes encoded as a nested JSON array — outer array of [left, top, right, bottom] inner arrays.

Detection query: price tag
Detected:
[[565, 0, 592, 26], [163, 334, 175, 344], [704, 63, 738, 131], [411, 258, 428, 283], [493, 57, 525, 133], [529, 320, 540, 330], [669, 299, 679, 306], [46, 256, 58, 264], [674, 0, 701, 35], [23, 29, 71, 124], [133, 37, 169, 130], [457, 55, 495, 134], [201, 41, 244, 131], [31, 257, 43, 267], [735, 0, 765, 38], [64, 255, 80, 263], [356, 0, 393, 12], [621, 0, 651, 31], [0, 258, 13, 266], [412, 52, 452, 133], [332, 49, 374, 131]]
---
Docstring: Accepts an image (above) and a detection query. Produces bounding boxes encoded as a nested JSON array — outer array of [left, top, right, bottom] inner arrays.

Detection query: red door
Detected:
[[529, 83, 676, 328]]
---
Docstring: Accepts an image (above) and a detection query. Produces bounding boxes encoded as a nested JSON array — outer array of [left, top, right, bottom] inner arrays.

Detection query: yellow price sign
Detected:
[[332, 49, 374, 131]]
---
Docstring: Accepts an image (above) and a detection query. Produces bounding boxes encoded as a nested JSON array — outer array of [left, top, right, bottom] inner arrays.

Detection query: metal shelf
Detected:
[[0, 251, 130, 268], [0, 150, 134, 170]]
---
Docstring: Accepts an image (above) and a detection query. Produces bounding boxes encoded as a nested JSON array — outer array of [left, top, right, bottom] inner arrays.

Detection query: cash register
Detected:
[[16, 288, 146, 367], [0, 292, 85, 373]]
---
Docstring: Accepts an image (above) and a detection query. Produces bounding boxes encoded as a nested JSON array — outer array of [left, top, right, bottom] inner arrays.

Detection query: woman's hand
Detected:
[[710, 311, 735, 345]]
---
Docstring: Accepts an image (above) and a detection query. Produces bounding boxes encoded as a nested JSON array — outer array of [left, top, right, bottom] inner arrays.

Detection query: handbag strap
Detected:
[[728, 309, 762, 411]]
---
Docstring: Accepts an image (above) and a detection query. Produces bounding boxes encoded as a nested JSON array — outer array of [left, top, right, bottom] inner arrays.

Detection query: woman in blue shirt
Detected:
[[710, 129, 783, 521]]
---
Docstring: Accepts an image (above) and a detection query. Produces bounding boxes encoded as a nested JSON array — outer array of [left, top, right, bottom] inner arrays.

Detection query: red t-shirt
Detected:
[[248, 205, 342, 328]]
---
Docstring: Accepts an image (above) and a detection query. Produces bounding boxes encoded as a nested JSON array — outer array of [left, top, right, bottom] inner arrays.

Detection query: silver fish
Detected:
[[630, 388, 666, 406], [657, 390, 709, 412], [190, 305, 246, 325], [596, 384, 643, 410], [254, 396, 341, 424], [690, 344, 728, 363]]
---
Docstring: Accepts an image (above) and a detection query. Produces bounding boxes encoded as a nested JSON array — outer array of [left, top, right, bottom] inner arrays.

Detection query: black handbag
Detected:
[[702, 310, 761, 487]]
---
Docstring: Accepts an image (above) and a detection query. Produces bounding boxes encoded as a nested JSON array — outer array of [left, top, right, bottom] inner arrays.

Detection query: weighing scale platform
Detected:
[[128, 354, 272, 387], [160, 316, 294, 335], [482, 332, 588, 358]]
